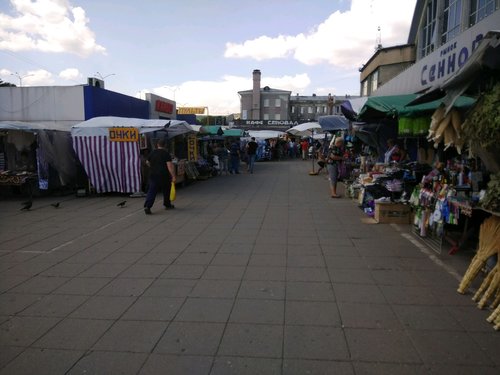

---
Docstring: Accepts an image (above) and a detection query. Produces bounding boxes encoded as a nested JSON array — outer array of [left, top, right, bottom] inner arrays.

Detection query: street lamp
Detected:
[[11, 72, 33, 87], [95, 72, 116, 80]]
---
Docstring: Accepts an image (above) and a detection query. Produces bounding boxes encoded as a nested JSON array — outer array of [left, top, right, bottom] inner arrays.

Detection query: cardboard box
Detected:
[[374, 202, 411, 224]]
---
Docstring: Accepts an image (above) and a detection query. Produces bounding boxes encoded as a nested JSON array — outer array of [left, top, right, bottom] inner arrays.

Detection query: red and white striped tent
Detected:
[[71, 116, 197, 193]]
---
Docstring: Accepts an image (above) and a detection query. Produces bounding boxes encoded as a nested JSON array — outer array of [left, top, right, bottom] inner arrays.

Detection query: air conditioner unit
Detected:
[[87, 77, 105, 89]]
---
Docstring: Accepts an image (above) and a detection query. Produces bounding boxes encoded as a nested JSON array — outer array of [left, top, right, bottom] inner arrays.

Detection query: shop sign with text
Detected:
[[108, 127, 139, 142]]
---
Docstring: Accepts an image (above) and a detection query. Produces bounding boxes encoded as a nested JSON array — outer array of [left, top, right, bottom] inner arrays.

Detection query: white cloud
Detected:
[[0, 0, 105, 57], [225, 0, 416, 69], [144, 73, 311, 115], [59, 68, 81, 80]]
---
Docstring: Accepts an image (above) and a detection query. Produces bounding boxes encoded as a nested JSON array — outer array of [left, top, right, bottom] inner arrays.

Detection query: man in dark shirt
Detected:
[[246, 137, 258, 174], [144, 138, 176, 214]]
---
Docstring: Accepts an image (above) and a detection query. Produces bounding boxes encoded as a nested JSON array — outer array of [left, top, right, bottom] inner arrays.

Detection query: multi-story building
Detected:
[[359, 44, 416, 96], [289, 93, 354, 122], [371, 0, 500, 97], [238, 69, 291, 122]]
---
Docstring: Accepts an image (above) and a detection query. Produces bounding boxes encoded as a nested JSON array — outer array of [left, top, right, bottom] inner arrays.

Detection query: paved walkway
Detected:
[[0, 159, 498, 374]]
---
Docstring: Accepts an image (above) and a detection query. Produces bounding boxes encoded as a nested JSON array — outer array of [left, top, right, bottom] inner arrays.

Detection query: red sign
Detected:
[[155, 100, 174, 114]]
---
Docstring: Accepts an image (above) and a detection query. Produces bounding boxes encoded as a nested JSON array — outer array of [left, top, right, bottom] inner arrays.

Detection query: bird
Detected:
[[51, 202, 60, 208], [117, 200, 127, 207], [20, 201, 32, 211]]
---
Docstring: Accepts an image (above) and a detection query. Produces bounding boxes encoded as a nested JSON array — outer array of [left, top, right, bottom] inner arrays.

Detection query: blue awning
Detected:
[[318, 115, 349, 131]]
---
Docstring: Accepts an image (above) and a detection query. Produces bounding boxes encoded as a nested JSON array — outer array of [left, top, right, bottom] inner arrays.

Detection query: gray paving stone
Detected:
[[286, 281, 335, 301], [283, 359, 354, 375], [284, 325, 349, 360], [18, 294, 88, 318], [0, 348, 83, 375], [243, 266, 286, 281], [248, 254, 286, 267], [201, 265, 246, 280], [118, 264, 167, 278], [380, 285, 441, 305], [174, 297, 233, 323], [190, 279, 240, 299], [0, 345, 25, 369], [0, 293, 40, 315], [69, 295, 136, 319], [96, 277, 154, 297], [0, 316, 60, 346], [142, 278, 196, 297], [121, 296, 185, 321], [218, 323, 283, 358], [330, 269, 376, 284], [161, 264, 206, 279], [174, 252, 215, 265], [212, 356, 282, 375], [392, 304, 463, 330], [67, 351, 148, 375], [230, 299, 284, 324], [9, 275, 70, 294], [32, 318, 113, 350], [210, 253, 250, 266], [345, 327, 421, 363], [408, 330, 494, 365], [53, 277, 111, 295], [338, 302, 403, 329], [39, 262, 90, 277], [154, 321, 225, 355], [78, 262, 130, 278], [286, 267, 330, 282], [136, 251, 178, 264], [353, 362, 425, 374], [93, 320, 167, 352], [238, 280, 286, 300], [324, 255, 368, 269], [287, 255, 326, 268], [285, 300, 341, 326], [333, 283, 386, 303], [139, 353, 213, 375]]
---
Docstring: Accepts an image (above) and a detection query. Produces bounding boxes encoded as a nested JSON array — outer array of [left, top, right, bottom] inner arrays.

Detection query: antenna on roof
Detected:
[[375, 26, 382, 51]]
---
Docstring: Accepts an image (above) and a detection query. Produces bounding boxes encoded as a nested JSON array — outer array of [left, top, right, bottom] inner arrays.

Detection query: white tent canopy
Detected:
[[247, 130, 285, 139], [71, 116, 197, 137], [286, 122, 322, 137]]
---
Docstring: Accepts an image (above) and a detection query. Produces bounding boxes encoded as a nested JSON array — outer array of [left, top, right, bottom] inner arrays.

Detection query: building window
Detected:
[[300, 107, 305, 114], [421, 0, 438, 57], [308, 107, 314, 114], [371, 70, 379, 92], [469, 0, 498, 26], [263, 113, 269, 120], [263, 99, 269, 107], [362, 80, 368, 96], [442, 0, 462, 43], [274, 114, 281, 120], [242, 109, 248, 120], [275, 99, 281, 107], [291, 106, 296, 113]]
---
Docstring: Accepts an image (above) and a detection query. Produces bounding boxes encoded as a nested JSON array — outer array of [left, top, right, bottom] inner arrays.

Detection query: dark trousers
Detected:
[[144, 175, 172, 208]]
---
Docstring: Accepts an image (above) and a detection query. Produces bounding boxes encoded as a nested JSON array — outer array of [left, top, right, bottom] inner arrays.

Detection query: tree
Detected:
[[0, 79, 16, 87]]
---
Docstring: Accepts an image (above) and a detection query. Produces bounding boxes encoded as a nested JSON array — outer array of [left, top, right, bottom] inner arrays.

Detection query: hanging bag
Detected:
[[170, 182, 176, 201]]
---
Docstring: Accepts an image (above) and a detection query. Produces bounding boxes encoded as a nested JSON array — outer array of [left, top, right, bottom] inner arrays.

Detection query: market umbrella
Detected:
[[286, 122, 322, 174]]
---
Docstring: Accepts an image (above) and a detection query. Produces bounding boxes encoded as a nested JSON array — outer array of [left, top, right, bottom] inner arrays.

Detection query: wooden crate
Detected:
[[374, 202, 411, 224]]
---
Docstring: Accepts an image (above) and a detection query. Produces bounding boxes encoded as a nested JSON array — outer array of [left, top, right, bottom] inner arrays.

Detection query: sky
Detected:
[[0, 0, 417, 115]]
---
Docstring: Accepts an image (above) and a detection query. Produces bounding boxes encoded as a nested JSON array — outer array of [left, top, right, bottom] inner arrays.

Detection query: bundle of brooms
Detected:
[[457, 216, 500, 295], [427, 106, 465, 153]]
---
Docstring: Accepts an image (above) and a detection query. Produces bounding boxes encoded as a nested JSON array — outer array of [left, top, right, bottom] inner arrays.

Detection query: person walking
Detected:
[[326, 137, 345, 198], [216, 142, 229, 175], [246, 137, 258, 174], [144, 138, 176, 214], [229, 140, 240, 174]]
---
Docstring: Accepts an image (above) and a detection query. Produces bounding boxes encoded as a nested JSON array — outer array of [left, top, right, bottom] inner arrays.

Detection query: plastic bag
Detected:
[[170, 182, 176, 201]]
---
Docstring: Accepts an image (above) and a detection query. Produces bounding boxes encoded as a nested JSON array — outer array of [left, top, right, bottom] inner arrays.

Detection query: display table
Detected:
[[0, 172, 37, 198]]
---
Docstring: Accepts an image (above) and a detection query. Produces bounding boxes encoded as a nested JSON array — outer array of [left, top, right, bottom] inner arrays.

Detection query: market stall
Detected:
[[0, 121, 79, 196], [71, 117, 197, 194]]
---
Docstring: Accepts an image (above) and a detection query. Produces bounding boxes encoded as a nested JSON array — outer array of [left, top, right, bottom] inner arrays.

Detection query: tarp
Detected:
[[199, 125, 244, 137], [358, 94, 476, 120], [318, 115, 349, 131], [71, 117, 197, 194], [0, 121, 78, 189]]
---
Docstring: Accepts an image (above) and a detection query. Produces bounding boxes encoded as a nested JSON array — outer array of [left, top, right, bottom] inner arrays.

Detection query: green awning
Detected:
[[199, 125, 243, 137], [358, 94, 476, 120]]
